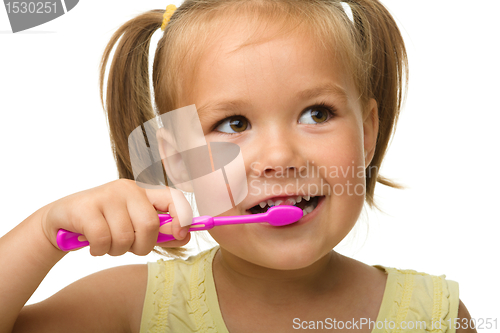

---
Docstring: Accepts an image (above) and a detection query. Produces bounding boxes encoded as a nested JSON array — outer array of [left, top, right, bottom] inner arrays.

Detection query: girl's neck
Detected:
[[213, 247, 343, 302]]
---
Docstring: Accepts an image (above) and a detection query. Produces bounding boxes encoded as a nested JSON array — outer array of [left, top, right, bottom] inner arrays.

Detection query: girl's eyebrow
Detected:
[[198, 99, 250, 119], [197, 83, 348, 119], [297, 83, 348, 103]]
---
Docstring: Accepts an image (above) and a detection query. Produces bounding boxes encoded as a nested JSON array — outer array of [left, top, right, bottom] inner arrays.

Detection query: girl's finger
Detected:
[[157, 220, 191, 242], [101, 205, 135, 256], [143, 185, 174, 212], [145, 186, 193, 228], [162, 201, 191, 241], [127, 195, 161, 256], [172, 220, 191, 241], [81, 212, 112, 256]]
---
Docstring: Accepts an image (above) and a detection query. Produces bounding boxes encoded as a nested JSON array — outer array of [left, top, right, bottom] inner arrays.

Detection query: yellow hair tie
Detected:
[[161, 4, 177, 31]]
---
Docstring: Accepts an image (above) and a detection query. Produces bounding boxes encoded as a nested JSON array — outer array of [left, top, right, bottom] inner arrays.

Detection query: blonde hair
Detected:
[[100, 0, 408, 257]]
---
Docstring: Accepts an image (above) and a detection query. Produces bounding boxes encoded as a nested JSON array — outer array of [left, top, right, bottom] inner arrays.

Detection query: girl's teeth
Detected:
[[302, 204, 315, 216], [255, 195, 314, 211]]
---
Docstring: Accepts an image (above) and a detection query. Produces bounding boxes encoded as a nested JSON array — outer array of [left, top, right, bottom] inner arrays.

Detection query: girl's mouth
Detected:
[[247, 195, 323, 217]]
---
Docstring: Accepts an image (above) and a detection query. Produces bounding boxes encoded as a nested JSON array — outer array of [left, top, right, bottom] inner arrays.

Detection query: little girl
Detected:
[[1, 0, 477, 332]]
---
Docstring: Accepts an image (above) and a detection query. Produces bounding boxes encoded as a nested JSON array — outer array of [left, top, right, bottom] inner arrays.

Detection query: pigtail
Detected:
[[99, 11, 188, 258], [344, 0, 409, 209], [99, 10, 164, 181]]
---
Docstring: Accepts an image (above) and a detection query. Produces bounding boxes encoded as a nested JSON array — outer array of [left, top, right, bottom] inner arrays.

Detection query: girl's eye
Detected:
[[298, 105, 335, 124], [215, 116, 250, 134]]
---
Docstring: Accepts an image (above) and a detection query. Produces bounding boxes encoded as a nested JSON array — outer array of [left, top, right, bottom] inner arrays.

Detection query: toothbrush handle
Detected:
[[56, 215, 214, 251], [56, 229, 89, 251]]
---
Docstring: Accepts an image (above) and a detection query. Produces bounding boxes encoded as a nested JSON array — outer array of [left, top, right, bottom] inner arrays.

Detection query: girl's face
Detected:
[[179, 22, 378, 270]]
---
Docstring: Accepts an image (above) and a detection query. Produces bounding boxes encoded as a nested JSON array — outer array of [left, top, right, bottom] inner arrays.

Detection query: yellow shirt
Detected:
[[140, 247, 459, 333]]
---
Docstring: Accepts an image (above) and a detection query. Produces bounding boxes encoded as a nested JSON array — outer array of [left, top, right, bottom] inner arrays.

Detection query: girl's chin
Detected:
[[243, 244, 331, 271]]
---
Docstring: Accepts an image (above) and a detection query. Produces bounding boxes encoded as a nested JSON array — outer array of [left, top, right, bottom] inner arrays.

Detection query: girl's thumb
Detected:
[[169, 188, 193, 227], [145, 185, 193, 227]]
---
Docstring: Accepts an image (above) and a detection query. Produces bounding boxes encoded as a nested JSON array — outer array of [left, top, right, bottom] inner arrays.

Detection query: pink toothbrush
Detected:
[[57, 205, 303, 251]]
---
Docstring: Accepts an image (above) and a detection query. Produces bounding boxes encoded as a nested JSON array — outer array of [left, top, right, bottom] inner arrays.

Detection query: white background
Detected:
[[1, 0, 499, 327]]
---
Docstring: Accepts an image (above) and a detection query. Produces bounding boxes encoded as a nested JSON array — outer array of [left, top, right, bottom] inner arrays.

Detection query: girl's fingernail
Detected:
[[179, 228, 188, 239]]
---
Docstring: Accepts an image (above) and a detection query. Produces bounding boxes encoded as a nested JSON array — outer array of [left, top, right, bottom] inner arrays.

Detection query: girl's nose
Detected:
[[248, 130, 305, 178]]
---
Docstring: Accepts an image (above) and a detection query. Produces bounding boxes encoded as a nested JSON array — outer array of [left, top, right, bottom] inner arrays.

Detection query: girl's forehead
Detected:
[[179, 41, 362, 128], [165, 3, 364, 112], [197, 15, 331, 63], [180, 19, 354, 102]]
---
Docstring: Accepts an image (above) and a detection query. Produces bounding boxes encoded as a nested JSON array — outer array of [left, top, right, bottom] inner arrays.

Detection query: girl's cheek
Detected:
[[324, 130, 366, 192]]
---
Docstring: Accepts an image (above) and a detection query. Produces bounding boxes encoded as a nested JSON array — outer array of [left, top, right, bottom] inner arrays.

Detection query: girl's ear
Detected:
[[363, 98, 379, 168], [156, 128, 194, 192]]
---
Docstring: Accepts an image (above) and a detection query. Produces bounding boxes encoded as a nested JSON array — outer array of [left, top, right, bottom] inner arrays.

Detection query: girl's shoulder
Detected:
[[83, 264, 149, 332], [339, 255, 460, 332], [373, 264, 460, 332]]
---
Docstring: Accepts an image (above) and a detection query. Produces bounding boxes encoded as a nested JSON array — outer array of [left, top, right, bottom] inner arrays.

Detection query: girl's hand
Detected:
[[41, 179, 191, 256]]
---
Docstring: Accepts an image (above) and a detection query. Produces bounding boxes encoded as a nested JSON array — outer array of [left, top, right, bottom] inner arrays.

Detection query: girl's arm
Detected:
[[456, 300, 477, 333], [0, 206, 66, 333], [12, 264, 149, 333], [0, 180, 190, 333]]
